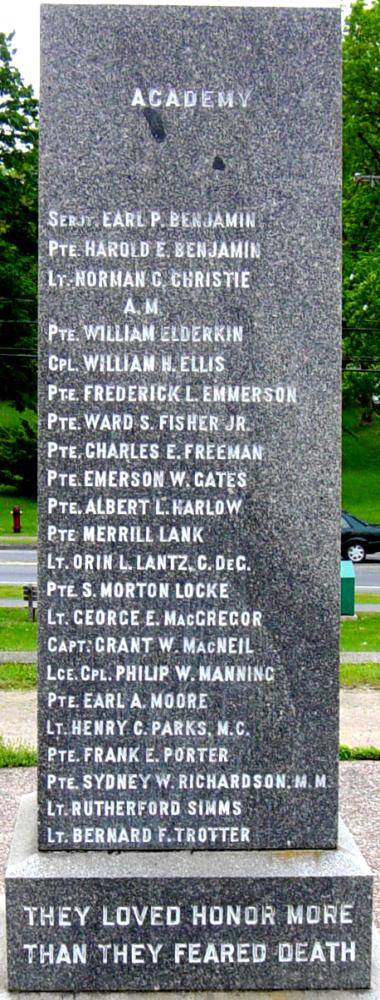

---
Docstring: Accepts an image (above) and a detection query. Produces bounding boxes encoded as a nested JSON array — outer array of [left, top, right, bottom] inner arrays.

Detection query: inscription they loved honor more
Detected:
[[22, 900, 357, 971]]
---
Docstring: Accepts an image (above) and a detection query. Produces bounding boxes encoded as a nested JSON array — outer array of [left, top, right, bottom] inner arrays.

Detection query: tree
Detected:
[[0, 403, 37, 496], [342, 0, 380, 418], [0, 32, 38, 410]]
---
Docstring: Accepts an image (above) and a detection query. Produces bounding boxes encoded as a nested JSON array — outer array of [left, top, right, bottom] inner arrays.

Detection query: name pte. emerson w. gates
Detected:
[[130, 88, 252, 109]]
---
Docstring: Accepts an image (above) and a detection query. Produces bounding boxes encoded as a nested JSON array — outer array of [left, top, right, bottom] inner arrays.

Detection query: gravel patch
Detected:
[[340, 761, 380, 927], [0, 690, 37, 747], [340, 688, 380, 747], [0, 767, 36, 891]]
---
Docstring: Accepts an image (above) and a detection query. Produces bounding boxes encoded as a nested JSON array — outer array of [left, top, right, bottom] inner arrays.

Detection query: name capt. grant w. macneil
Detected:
[[47, 601, 263, 655]]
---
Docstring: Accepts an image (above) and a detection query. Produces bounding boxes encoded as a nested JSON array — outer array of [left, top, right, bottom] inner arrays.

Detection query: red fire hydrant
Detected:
[[11, 506, 22, 533]]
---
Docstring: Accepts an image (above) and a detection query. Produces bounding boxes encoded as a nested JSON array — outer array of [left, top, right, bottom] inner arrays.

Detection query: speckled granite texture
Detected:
[[7, 4, 369, 994], [2, 765, 379, 926], [2, 892, 380, 998], [5, 796, 373, 992], [38, 3, 341, 853], [2, 687, 379, 754], [3, 753, 377, 992]]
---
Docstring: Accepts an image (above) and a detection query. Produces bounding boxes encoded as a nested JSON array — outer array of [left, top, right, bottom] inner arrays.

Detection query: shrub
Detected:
[[0, 403, 37, 496]]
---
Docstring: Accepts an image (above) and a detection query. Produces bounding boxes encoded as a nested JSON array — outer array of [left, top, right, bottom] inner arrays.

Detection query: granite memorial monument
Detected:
[[5, 3, 376, 994]]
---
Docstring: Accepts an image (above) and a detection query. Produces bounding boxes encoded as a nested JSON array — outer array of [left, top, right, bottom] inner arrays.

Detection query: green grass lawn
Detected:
[[0, 487, 37, 539], [356, 592, 380, 604], [342, 411, 380, 521], [0, 737, 37, 767], [341, 613, 380, 652], [340, 662, 380, 687], [0, 585, 24, 599], [0, 608, 37, 650], [0, 662, 36, 689], [339, 745, 380, 760], [0, 535, 37, 546]]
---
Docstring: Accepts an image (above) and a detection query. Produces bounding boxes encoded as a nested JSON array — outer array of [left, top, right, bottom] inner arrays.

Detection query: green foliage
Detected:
[[340, 661, 380, 686], [0, 487, 37, 535], [356, 592, 380, 604], [0, 736, 36, 767], [342, 0, 380, 416], [0, 32, 38, 410], [0, 661, 36, 689], [341, 612, 380, 652], [0, 403, 37, 495], [342, 405, 363, 433], [339, 744, 380, 760], [0, 607, 37, 651], [342, 410, 380, 520]]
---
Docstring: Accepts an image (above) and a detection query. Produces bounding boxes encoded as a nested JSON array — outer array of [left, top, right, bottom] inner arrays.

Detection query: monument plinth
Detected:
[[6, 797, 374, 992], [5, 2, 374, 994]]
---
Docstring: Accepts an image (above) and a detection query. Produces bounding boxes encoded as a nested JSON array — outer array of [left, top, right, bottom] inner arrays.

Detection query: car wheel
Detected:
[[346, 542, 366, 563]]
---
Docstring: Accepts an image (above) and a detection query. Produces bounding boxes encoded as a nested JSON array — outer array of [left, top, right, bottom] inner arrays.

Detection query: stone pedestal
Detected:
[[6, 796, 373, 993], [5, 4, 374, 995]]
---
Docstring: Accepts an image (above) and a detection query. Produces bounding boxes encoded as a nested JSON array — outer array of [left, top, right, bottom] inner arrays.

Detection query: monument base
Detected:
[[5, 795, 373, 994]]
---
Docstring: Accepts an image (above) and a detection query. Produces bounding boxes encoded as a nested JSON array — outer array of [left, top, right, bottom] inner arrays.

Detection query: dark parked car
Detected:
[[341, 511, 380, 563]]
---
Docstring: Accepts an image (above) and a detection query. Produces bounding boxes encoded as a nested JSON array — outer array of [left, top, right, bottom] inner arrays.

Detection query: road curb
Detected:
[[0, 544, 37, 551], [0, 653, 37, 664], [340, 652, 380, 663]]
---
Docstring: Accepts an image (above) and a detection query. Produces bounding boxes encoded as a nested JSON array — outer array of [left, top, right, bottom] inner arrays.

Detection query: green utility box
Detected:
[[341, 560, 355, 616]]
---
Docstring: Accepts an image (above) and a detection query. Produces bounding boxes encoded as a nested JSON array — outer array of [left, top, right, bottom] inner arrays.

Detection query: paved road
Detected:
[[356, 602, 380, 613], [0, 550, 37, 585], [355, 555, 380, 593]]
